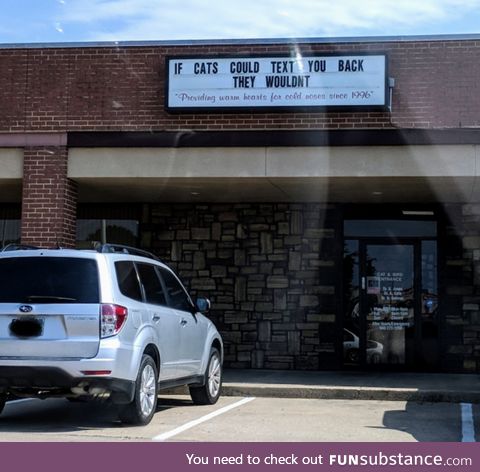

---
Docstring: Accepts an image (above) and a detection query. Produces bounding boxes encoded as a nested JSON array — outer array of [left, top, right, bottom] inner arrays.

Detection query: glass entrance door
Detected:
[[343, 218, 439, 371], [361, 243, 415, 367]]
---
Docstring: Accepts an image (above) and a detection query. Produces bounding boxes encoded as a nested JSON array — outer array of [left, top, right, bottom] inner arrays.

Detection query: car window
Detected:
[[158, 267, 192, 312], [115, 261, 143, 302], [136, 263, 167, 306], [0, 257, 99, 303]]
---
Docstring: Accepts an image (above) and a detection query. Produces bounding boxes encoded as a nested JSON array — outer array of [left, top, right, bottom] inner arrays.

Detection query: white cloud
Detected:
[[57, 0, 480, 41]]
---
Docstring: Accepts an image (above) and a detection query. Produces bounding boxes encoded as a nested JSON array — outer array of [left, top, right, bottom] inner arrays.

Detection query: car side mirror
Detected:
[[195, 297, 211, 314]]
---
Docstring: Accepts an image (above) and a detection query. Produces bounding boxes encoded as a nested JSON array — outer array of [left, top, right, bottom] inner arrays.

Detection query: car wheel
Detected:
[[370, 352, 382, 364], [189, 347, 222, 405], [346, 348, 359, 363], [119, 354, 158, 425]]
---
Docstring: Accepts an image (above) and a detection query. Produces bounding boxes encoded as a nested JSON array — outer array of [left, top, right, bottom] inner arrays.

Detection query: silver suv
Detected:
[[0, 244, 223, 425]]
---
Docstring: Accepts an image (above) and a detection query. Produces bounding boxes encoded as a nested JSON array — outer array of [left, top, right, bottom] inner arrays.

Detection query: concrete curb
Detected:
[[221, 384, 480, 403]]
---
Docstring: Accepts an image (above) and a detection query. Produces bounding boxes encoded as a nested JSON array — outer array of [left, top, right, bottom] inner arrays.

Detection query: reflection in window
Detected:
[[159, 268, 192, 312], [343, 240, 360, 365], [422, 241, 438, 316], [421, 241, 439, 367], [0, 219, 21, 248], [365, 244, 414, 365], [115, 261, 142, 302], [76, 219, 138, 248], [137, 263, 167, 306], [342, 219, 439, 368]]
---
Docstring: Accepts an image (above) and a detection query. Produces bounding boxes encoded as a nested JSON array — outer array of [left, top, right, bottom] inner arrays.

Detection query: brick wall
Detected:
[[21, 147, 77, 248], [0, 39, 479, 132], [143, 202, 340, 370]]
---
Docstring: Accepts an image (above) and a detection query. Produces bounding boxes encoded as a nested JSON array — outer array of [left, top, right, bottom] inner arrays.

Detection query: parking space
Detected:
[[0, 396, 243, 441], [155, 397, 464, 442], [0, 395, 474, 442]]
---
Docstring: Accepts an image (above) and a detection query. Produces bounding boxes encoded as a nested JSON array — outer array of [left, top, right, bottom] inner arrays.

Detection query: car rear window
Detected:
[[0, 257, 99, 303]]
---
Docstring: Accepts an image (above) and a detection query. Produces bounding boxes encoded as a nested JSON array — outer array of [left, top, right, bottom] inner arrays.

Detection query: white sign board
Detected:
[[166, 54, 387, 111]]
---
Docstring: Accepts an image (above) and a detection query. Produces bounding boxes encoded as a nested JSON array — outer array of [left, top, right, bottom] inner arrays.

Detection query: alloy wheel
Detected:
[[139, 364, 156, 417], [207, 352, 221, 398]]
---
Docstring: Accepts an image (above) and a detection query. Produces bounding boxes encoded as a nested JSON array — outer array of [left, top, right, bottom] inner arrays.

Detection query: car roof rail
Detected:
[[1, 243, 41, 252], [93, 242, 161, 262]]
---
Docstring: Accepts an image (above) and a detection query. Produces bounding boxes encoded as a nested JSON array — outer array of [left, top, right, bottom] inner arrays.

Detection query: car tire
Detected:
[[119, 354, 158, 425], [346, 348, 359, 363], [189, 347, 222, 405]]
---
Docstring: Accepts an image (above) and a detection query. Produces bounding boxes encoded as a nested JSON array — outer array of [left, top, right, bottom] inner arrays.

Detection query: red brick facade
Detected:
[[21, 146, 77, 248], [0, 39, 479, 133]]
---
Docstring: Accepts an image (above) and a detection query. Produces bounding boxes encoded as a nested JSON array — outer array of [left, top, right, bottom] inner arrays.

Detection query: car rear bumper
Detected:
[[0, 366, 136, 403], [0, 336, 140, 378]]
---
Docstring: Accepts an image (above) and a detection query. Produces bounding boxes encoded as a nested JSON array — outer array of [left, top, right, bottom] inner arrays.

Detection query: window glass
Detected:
[[421, 241, 438, 316], [159, 268, 192, 312], [343, 240, 360, 366], [344, 220, 437, 238], [76, 219, 139, 248], [115, 261, 142, 302], [137, 263, 167, 306], [0, 220, 21, 248], [0, 257, 99, 303], [421, 241, 439, 367]]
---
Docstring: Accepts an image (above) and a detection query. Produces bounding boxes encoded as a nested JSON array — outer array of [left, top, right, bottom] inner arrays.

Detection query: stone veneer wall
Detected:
[[443, 204, 480, 372], [142, 203, 340, 370]]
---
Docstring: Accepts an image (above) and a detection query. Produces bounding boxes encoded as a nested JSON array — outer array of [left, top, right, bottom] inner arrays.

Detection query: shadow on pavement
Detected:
[[0, 396, 194, 434], [381, 401, 462, 442]]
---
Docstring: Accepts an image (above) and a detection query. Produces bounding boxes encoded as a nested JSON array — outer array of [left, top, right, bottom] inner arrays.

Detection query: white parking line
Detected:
[[153, 397, 255, 441], [461, 403, 475, 442]]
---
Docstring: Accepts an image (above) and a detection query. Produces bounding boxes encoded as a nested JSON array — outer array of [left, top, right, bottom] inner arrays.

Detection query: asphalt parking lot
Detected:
[[0, 395, 476, 442]]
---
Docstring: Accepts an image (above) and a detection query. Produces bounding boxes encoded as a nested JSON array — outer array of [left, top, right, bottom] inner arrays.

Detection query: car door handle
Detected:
[[180, 318, 188, 326], [152, 314, 161, 322]]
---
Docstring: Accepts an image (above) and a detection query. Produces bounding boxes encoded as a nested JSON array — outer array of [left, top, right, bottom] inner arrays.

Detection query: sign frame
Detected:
[[165, 52, 389, 113]]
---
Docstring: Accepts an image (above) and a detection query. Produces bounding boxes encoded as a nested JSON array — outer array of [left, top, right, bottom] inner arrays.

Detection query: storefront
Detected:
[[0, 35, 479, 373]]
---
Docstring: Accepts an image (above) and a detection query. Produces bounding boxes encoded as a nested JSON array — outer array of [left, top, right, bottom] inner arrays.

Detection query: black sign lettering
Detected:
[[338, 59, 364, 72], [308, 59, 326, 72], [194, 62, 219, 75], [233, 76, 256, 88], [265, 75, 310, 88], [174, 62, 183, 74], [230, 61, 260, 74], [270, 60, 296, 73]]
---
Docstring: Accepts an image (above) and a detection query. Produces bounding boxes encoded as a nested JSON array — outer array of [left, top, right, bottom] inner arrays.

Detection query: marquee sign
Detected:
[[166, 54, 388, 112]]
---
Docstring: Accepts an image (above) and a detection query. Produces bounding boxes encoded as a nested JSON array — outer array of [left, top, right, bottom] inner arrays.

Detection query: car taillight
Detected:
[[101, 304, 128, 338]]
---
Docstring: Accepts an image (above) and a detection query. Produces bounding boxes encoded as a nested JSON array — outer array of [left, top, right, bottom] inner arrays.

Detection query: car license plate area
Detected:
[[9, 317, 44, 337]]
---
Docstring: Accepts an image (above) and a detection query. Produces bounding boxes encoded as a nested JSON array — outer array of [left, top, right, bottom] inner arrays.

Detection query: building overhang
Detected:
[[68, 139, 480, 204]]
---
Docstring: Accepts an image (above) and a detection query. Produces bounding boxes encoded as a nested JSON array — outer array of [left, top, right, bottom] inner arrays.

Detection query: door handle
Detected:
[[361, 277, 366, 290], [152, 314, 161, 322], [180, 318, 188, 326]]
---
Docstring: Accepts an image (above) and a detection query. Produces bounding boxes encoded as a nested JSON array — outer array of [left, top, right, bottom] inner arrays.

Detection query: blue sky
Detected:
[[1, 0, 480, 44]]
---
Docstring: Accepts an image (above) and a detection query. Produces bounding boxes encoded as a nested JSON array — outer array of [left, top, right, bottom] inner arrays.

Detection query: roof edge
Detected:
[[1, 33, 480, 50]]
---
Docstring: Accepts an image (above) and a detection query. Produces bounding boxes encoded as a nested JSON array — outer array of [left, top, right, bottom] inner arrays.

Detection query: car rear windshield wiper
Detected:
[[25, 295, 77, 302]]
